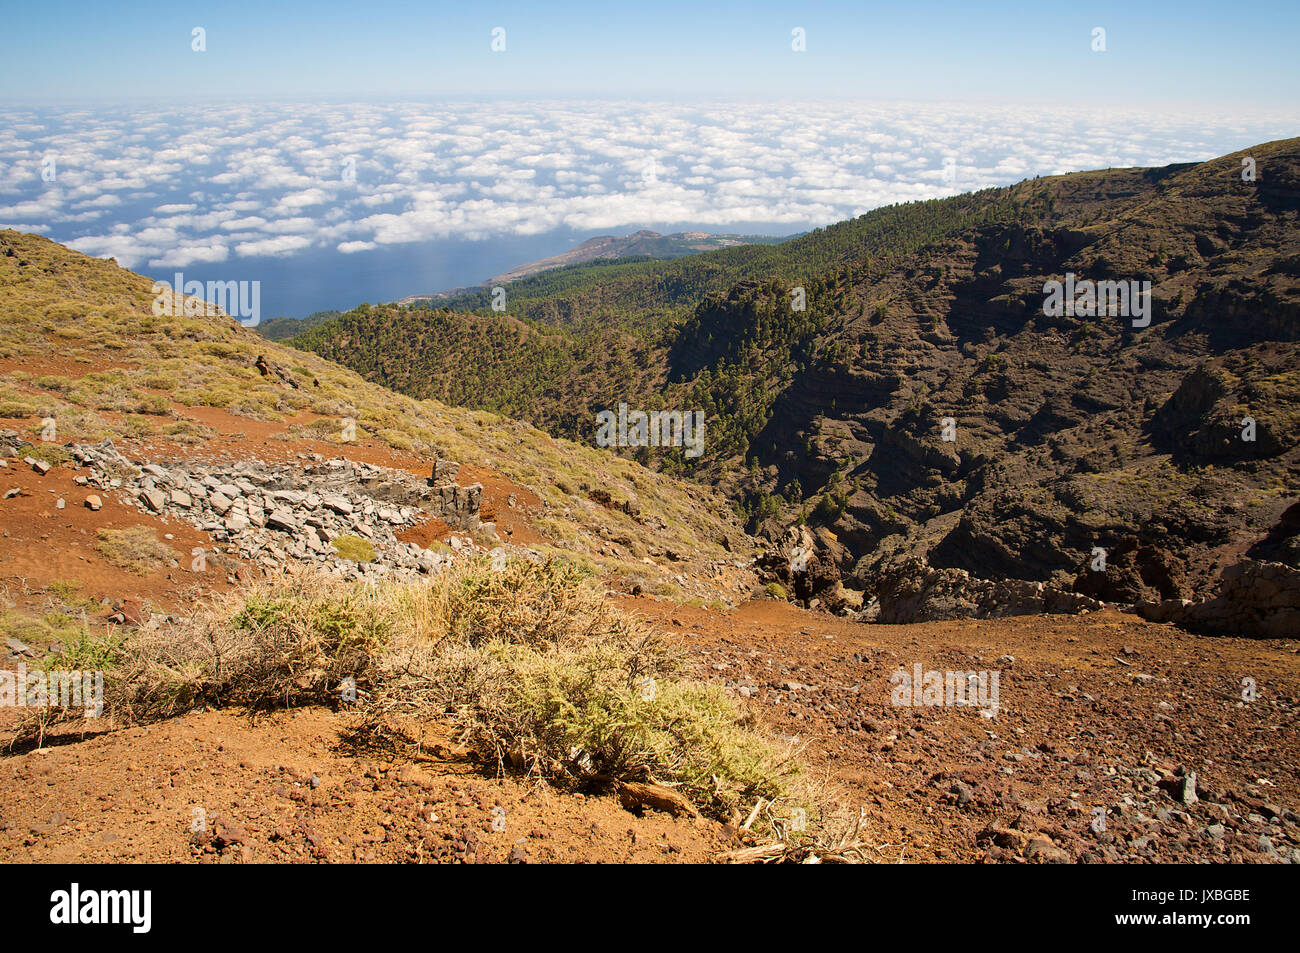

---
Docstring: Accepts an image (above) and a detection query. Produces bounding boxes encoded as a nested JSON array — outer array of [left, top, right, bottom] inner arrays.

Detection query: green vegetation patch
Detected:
[[95, 526, 177, 575], [330, 535, 376, 563]]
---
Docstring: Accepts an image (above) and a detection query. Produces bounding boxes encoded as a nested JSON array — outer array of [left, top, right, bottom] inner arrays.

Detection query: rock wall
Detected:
[[62, 440, 486, 581], [860, 553, 1101, 623], [1139, 559, 1300, 638]]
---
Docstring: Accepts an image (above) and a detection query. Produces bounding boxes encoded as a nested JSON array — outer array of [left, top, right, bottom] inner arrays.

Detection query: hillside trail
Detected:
[[2, 591, 1294, 863], [1, 406, 1296, 863]]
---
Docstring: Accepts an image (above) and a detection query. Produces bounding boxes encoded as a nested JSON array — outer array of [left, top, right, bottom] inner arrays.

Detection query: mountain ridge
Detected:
[[287, 138, 1300, 631], [400, 228, 785, 303]]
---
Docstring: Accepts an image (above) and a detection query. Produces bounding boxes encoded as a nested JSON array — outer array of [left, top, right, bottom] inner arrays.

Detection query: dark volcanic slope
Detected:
[[752, 139, 1299, 623], [291, 139, 1300, 631]]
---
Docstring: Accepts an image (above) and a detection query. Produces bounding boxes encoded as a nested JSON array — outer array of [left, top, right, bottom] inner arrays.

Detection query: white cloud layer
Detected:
[[0, 100, 1295, 269]]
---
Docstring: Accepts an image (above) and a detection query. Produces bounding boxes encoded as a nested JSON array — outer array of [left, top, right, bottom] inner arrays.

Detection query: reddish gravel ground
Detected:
[[632, 598, 1300, 863], [2, 594, 1295, 863], [3, 410, 1297, 864]]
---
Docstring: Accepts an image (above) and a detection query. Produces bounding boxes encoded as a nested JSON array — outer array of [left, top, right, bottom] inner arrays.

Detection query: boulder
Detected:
[[266, 507, 298, 532], [755, 524, 844, 609]]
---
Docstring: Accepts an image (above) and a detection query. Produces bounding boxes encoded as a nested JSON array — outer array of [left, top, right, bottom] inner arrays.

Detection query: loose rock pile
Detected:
[[65, 440, 490, 581], [859, 553, 1103, 624], [1139, 558, 1300, 638]]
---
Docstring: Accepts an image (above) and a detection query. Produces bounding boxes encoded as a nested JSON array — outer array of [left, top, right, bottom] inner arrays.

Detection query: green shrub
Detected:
[[24, 443, 71, 466], [330, 535, 376, 563], [95, 527, 177, 574], [373, 559, 803, 821]]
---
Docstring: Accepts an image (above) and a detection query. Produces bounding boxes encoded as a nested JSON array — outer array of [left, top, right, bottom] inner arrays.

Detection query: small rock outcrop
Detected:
[[861, 553, 1102, 624], [65, 441, 489, 581]]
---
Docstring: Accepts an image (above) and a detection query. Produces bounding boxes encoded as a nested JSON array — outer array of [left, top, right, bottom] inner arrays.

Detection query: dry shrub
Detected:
[[717, 803, 879, 864], [95, 526, 176, 574], [10, 574, 393, 743], [371, 558, 806, 823], [10, 559, 859, 854], [440, 558, 634, 649]]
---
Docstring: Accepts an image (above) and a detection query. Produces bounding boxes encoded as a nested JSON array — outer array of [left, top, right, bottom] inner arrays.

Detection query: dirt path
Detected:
[[625, 597, 1300, 863], [2, 594, 1295, 863], [3, 400, 1296, 864]]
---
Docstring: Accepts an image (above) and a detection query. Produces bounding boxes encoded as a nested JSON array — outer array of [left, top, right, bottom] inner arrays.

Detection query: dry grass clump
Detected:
[[368, 558, 808, 826], [10, 575, 393, 745], [5, 552, 864, 857], [3, 618, 128, 748], [94, 526, 177, 574]]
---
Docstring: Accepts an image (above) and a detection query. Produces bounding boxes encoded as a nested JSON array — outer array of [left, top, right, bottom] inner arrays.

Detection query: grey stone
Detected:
[[6, 636, 35, 657], [266, 508, 298, 531]]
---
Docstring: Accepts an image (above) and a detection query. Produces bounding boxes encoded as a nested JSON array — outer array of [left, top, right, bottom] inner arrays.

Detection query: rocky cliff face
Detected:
[[748, 139, 1300, 633], [2, 429, 488, 582]]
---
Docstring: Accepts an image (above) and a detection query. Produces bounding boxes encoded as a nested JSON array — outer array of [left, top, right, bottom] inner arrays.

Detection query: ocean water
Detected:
[[137, 222, 798, 320]]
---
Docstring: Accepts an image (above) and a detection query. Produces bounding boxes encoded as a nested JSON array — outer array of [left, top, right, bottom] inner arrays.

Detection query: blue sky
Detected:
[[5, 96, 1293, 316], [2, 2, 1296, 316], [3, 0, 1298, 104]]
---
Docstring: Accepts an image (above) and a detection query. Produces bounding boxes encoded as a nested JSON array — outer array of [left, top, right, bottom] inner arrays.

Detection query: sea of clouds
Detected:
[[1, 99, 1295, 275]]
